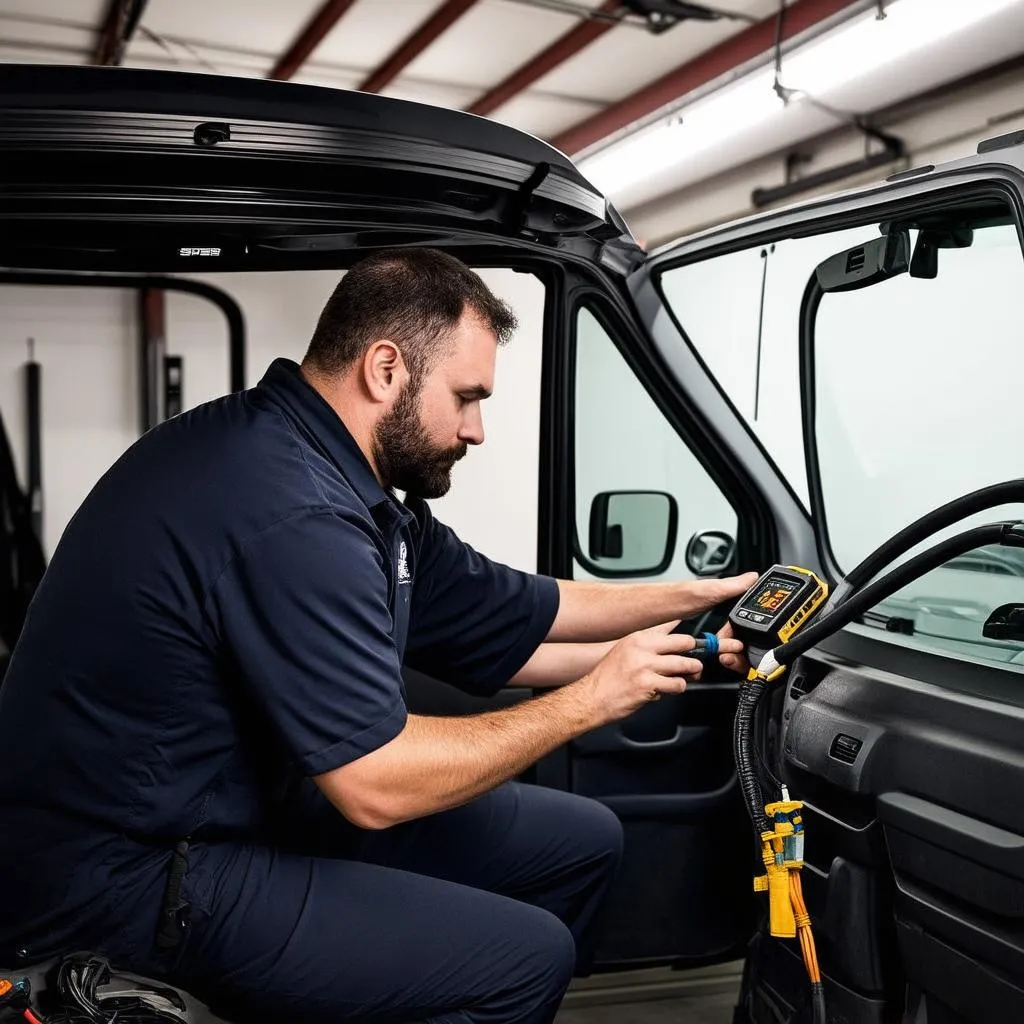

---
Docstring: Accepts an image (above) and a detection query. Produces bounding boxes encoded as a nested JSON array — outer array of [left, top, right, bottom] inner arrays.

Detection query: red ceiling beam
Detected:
[[92, 0, 147, 66], [269, 0, 359, 81], [550, 0, 861, 156], [360, 0, 480, 94], [469, 0, 625, 118]]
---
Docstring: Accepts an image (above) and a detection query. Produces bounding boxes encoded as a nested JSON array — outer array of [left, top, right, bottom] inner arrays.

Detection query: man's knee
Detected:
[[513, 907, 576, 1008], [573, 796, 624, 869]]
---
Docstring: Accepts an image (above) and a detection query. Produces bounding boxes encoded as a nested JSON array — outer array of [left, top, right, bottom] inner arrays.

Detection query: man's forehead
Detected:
[[444, 314, 497, 376]]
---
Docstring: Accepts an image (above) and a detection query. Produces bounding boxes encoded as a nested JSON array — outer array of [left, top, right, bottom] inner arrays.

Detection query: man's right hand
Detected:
[[581, 621, 745, 726], [318, 623, 744, 829]]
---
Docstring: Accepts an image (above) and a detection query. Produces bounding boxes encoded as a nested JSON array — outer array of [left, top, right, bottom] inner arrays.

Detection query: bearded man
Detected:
[[0, 248, 752, 1024]]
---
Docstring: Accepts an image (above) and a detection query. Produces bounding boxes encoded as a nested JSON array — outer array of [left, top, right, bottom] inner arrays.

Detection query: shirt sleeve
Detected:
[[403, 499, 560, 697], [207, 509, 407, 776]]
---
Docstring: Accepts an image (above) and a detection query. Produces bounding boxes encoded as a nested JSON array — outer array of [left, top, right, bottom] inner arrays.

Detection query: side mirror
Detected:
[[984, 604, 1024, 642], [587, 491, 678, 577], [684, 530, 736, 577]]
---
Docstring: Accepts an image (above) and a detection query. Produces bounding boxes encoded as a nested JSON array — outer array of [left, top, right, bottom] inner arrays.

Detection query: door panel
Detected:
[[555, 284, 773, 969], [570, 680, 751, 964]]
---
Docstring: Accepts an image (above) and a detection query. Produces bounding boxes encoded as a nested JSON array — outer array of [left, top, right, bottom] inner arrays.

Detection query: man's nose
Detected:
[[459, 408, 485, 446]]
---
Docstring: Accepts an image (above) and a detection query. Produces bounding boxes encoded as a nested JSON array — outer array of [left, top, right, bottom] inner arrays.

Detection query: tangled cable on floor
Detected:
[[31, 956, 188, 1024]]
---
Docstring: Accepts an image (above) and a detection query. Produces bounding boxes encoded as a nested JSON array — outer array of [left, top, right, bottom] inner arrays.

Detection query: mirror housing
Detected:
[[684, 530, 736, 577], [586, 491, 678, 577], [983, 604, 1024, 642], [909, 225, 974, 279]]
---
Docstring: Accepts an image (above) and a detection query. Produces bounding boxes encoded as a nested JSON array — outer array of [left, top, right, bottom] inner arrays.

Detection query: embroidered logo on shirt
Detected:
[[397, 541, 411, 584]]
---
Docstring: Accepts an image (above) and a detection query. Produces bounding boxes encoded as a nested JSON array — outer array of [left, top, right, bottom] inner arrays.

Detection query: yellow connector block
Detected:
[[767, 865, 796, 938], [765, 799, 803, 817]]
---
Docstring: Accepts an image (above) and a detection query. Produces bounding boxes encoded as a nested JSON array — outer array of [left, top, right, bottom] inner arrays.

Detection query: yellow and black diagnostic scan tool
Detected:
[[727, 565, 829, 671]]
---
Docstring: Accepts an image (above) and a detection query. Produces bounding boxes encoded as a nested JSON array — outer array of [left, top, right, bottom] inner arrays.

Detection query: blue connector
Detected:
[[692, 632, 720, 661]]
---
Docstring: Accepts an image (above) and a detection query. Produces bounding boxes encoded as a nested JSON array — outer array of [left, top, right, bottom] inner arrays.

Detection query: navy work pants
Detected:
[[130, 782, 624, 1024]]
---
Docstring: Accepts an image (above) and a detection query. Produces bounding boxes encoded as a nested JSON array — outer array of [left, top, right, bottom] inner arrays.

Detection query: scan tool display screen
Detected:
[[737, 575, 801, 623]]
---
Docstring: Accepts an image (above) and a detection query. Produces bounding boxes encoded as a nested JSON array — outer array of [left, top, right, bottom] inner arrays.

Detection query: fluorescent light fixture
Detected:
[[579, 0, 1024, 203], [784, 0, 1023, 98]]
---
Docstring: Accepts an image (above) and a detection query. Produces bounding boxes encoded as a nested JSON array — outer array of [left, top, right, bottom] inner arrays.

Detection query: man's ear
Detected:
[[362, 340, 408, 404]]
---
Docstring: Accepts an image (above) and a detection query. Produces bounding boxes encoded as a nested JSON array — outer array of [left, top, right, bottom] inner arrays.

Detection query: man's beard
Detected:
[[372, 378, 468, 499]]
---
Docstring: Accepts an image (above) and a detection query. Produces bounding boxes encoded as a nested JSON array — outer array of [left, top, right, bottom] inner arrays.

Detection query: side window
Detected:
[[661, 226, 878, 508], [811, 212, 1024, 669], [573, 305, 737, 583], [658, 197, 1024, 671]]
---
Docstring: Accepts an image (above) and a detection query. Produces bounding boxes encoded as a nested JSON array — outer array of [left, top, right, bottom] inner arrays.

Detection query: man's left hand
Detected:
[[677, 572, 759, 620], [716, 621, 750, 676]]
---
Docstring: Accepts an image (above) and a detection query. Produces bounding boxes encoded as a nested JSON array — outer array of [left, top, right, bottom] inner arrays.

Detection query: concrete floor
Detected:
[[555, 990, 736, 1023], [554, 964, 740, 1024]]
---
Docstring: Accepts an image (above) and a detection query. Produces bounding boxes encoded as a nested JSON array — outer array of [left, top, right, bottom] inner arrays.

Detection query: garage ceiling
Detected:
[[0, 0, 852, 147]]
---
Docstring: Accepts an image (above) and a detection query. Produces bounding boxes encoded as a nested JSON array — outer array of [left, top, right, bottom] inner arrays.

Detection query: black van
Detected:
[[2, 64, 1024, 1024]]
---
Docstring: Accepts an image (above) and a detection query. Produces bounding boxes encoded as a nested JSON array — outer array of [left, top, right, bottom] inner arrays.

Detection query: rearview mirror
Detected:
[[587, 491, 678, 577], [684, 530, 736, 577], [815, 229, 910, 293]]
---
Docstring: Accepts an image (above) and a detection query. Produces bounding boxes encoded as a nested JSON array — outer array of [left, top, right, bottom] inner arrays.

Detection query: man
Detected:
[[0, 249, 755, 1024]]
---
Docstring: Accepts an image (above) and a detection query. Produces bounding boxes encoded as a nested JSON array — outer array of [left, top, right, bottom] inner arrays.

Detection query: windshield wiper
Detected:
[[858, 609, 915, 635]]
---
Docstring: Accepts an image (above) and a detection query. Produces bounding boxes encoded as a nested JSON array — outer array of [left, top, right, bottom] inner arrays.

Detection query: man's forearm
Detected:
[[316, 683, 602, 829], [508, 641, 615, 688], [547, 574, 758, 643]]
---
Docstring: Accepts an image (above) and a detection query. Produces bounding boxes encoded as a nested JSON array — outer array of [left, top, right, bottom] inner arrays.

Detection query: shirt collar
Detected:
[[257, 358, 410, 524]]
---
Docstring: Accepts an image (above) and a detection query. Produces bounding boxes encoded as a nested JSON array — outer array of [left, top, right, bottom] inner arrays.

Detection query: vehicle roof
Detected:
[[0, 64, 640, 274]]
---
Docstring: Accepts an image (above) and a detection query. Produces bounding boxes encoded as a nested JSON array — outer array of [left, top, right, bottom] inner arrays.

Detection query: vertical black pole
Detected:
[[163, 355, 184, 419], [24, 337, 43, 542], [140, 287, 166, 433]]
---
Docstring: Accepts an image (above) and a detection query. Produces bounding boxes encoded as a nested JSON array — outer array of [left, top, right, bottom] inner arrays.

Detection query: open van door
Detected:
[[626, 134, 1024, 1022], [519, 243, 818, 974]]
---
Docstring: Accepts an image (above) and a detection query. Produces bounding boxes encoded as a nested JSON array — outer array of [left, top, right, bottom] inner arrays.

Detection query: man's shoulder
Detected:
[[145, 390, 365, 515], [75, 390, 374, 572]]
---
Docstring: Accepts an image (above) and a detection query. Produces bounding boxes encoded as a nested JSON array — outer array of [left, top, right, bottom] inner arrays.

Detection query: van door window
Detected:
[[572, 305, 737, 582]]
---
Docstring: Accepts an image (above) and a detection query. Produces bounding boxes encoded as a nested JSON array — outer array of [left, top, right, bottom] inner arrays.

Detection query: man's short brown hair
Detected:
[[304, 248, 518, 379]]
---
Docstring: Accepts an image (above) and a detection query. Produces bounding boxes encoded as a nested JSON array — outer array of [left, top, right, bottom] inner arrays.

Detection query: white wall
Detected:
[[0, 269, 544, 569], [428, 270, 544, 572], [0, 286, 138, 556]]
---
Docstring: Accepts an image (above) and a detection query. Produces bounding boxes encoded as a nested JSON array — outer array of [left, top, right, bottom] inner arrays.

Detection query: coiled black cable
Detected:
[[43, 956, 186, 1024], [733, 673, 771, 836]]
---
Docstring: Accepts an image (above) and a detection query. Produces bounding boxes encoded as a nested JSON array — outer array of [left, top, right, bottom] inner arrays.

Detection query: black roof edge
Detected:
[[0, 64, 591, 192]]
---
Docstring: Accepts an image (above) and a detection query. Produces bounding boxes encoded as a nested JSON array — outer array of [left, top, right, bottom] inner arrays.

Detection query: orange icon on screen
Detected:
[[758, 589, 789, 611]]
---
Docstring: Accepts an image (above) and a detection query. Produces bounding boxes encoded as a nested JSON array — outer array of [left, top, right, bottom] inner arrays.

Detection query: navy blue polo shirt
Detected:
[[0, 358, 558, 955]]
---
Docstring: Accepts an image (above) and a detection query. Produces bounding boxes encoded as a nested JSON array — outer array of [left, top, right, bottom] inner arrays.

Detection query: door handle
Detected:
[[573, 724, 709, 755]]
